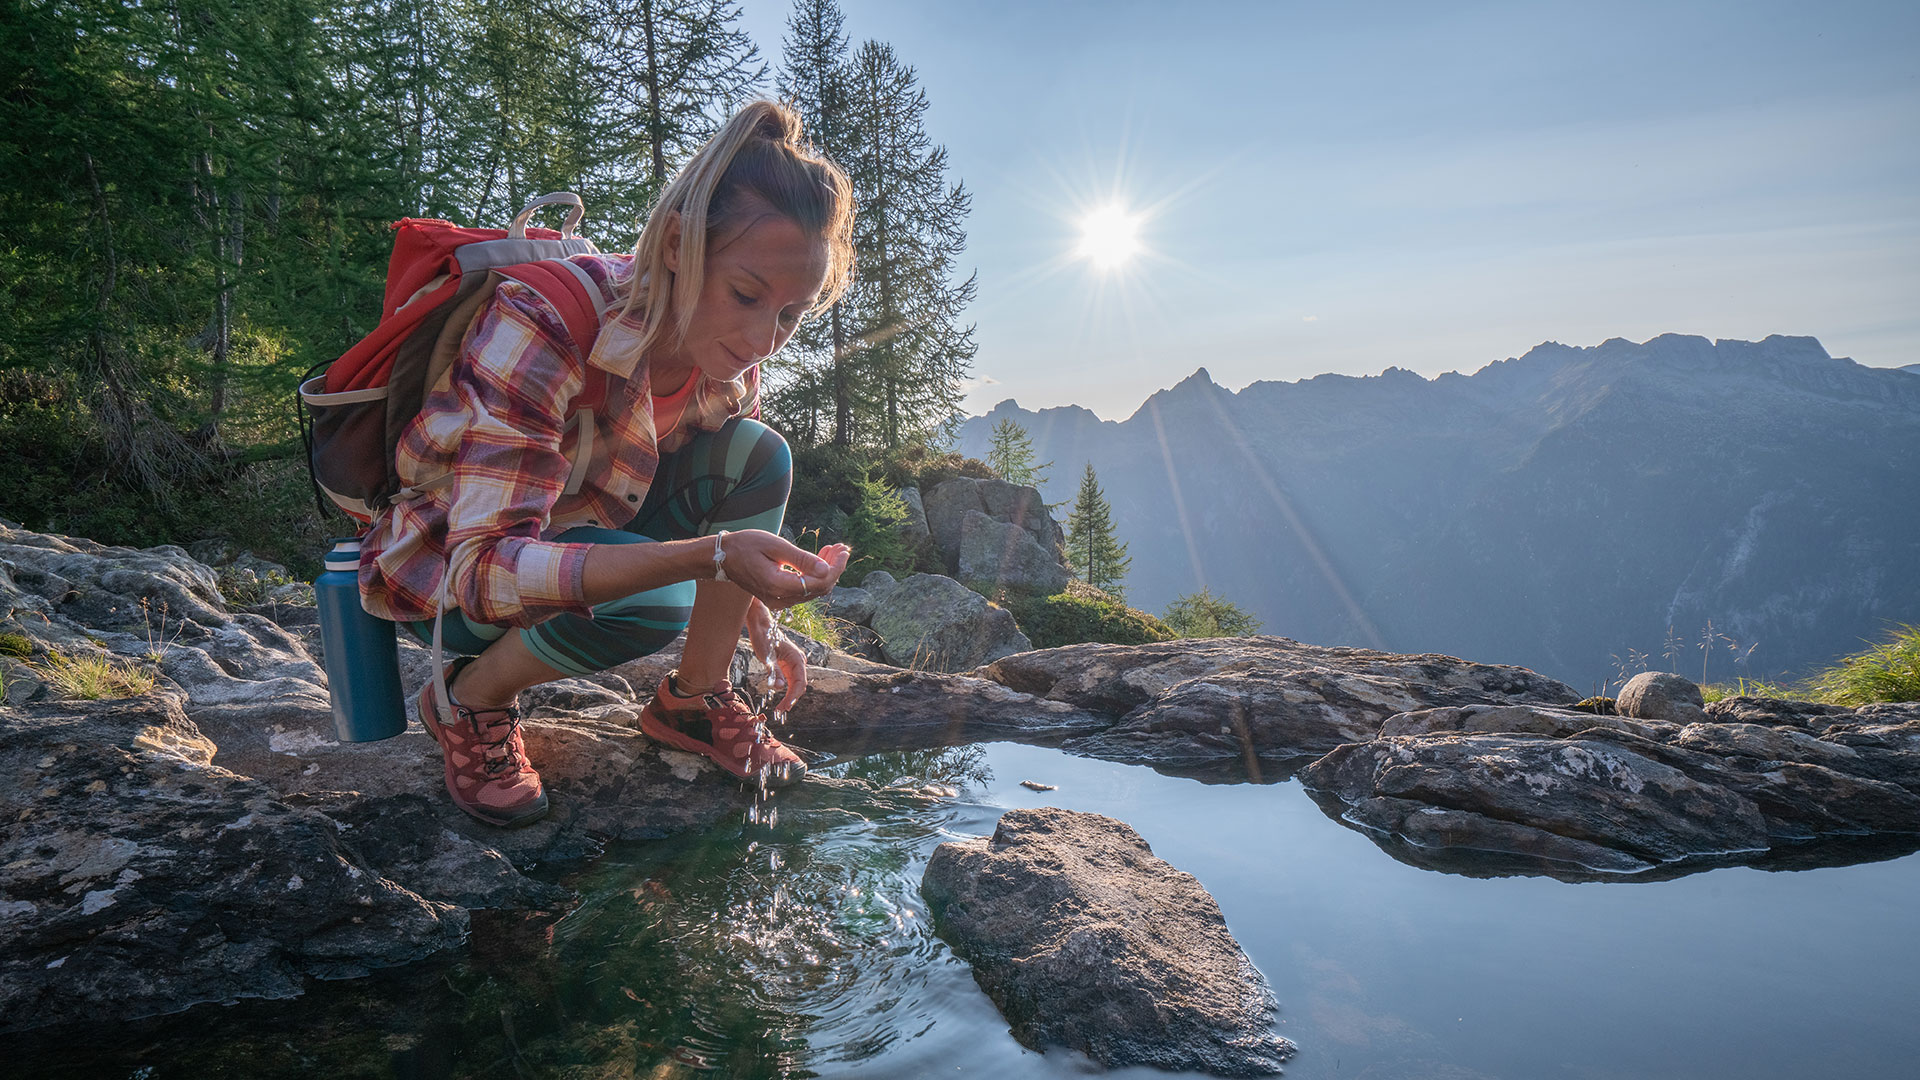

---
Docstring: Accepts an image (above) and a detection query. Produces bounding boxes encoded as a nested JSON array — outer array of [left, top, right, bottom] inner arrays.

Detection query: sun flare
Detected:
[[1076, 203, 1143, 270]]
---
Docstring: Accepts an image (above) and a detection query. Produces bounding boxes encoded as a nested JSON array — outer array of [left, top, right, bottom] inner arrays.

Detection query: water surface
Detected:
[[17, 741, 1920, 1078]]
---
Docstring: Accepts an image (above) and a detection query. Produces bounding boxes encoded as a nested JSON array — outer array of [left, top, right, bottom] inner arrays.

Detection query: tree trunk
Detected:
[[831, 303, 851, 446], [642, 0, 666, 184]]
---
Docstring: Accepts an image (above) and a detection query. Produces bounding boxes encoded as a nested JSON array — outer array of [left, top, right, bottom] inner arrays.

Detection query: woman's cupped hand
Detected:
[[721, 530, 849, 610]]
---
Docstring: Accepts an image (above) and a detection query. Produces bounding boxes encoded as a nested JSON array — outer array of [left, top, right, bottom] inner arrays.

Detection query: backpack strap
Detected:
[[495, 259, 612, 497]]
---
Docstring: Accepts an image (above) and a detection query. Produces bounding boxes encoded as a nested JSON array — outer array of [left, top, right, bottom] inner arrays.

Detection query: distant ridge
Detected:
[[957, 335, 1920, 688]]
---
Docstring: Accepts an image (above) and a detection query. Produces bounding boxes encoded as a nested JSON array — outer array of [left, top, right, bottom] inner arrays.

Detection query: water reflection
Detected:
[[1298, 786, 1920, 884], [14, 741, 1920, 1080]]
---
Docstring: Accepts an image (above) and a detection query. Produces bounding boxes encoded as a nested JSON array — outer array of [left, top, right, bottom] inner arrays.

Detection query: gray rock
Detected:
[[1303, 733, 1774, 867], [868, 573, 1032, 672], [922, 478, 987, 566], [922, 807, 1293, 1076], [897, 486, 931, 546], [859, 569, 900, 600], [0, 692, 466, 1033], [976, 478, 1065, 553], [924, 477, 1062, 574], [825, 584, 876, 626], [782, 667, 1107, 755], [981, 637, 1580, 764], [1302, 696, 1920, 879], [957, 509, 1071, 594], [1616, 671, 1707, 723]]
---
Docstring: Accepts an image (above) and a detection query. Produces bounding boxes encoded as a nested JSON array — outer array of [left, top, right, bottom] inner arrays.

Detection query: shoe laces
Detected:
[[457, 703, 528, 777]]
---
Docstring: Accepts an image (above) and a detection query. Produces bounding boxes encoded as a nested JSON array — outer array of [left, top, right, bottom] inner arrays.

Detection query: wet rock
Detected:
[[867, 573, 1032, 672], [957, 510, 1071, 594], [922, 808, 1293, 1076], [1617, 671, 1707, 724], [980, 637, 1580, 764], [1304, 696, 1920, 878], [1303, 733, 1774, 866]]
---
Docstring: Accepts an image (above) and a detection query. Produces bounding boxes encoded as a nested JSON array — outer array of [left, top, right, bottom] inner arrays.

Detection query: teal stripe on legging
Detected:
[[401, 417, 791, 676]]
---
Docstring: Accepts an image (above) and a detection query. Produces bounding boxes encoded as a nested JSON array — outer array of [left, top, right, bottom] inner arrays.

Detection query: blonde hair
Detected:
[[620, 100, 855, 362]]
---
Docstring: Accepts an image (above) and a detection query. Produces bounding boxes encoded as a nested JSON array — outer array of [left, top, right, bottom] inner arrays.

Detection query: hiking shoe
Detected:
[[638, 673, 807, 787], [417, 659, 549, 827]]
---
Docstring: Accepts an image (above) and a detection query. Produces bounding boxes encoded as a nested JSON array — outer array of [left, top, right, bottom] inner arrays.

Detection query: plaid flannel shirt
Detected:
[[357, 253, 760, 627]]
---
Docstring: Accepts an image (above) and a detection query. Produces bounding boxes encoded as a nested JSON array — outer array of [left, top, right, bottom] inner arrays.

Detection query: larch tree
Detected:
[[1065, 463, 1130, 597], [584, 0, 766, 221], [768, 0, 855, 446], [986, 418, 1049, 487], [840, 39, 976, 449]]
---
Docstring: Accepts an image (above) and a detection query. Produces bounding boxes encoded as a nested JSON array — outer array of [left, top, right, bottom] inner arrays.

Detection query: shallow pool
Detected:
[[18, 741, 1920, 1078]]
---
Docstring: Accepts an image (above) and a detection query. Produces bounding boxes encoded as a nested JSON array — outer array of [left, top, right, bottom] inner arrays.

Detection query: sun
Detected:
[[1075, 203, 1143, 270]]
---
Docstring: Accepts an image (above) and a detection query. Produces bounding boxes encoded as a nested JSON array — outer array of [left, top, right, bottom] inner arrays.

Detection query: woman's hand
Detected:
[[718, 532, 849, 610], [745, 597, 812, 714]]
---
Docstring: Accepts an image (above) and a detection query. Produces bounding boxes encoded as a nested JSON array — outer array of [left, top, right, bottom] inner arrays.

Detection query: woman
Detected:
[[357, 101, 855, 827]]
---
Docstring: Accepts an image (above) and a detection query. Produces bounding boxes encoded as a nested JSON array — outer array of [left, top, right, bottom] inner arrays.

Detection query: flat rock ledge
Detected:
[[1301, 699, 1920, 880], [921, 808, 1294, 1077], [980, 637, 1580, 765]]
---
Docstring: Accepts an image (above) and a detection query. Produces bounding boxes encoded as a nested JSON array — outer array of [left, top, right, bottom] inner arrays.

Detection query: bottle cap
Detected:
[[325, 536, 364, 572]]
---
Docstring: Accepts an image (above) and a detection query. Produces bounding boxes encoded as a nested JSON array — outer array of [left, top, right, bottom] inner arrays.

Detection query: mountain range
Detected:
[[954, 335, 1920, 691]]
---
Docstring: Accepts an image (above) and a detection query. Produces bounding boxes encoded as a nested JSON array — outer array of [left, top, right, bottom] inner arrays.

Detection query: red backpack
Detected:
[[299, 193, 613, 523]]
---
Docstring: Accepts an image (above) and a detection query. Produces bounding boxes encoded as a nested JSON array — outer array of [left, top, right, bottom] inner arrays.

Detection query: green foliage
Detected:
[[986, 418, 1049, 487], [32, 651, 157, 700], [1064, 463, 1130, 597], [776, 600, 841, 650], [1699, 678, 1796, 703], [0, 633, 34, 659], [767, 6, 976, 451], [841, 473, 914, 578], [1697, 626, 1917, 705], [1803, 624, 1920, 705], [1162, 588, 1265, 639], [1005, 581, 1174, 649]]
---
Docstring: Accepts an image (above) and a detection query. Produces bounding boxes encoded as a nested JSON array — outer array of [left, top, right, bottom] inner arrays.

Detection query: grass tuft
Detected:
[[33, 651, 157, 700], [0, 631, 33, 659], [777, 600, 843, 650], [1802, 624, 1920, 706]]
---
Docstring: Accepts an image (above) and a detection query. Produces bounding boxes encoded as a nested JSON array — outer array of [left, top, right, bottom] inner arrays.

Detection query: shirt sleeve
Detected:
[[426, 284, 597, 627]]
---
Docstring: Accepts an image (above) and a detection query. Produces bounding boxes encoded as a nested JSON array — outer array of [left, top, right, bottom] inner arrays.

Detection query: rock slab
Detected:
[[921, 807, 1293, 1076]]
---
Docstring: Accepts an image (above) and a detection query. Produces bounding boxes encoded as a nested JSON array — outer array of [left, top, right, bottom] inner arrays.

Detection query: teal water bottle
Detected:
[[314, 536, 407, 742]]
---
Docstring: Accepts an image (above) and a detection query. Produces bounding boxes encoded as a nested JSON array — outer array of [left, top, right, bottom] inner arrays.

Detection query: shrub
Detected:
[[842, 473, 915, 578], [1006, 581, 1175, 649], [1162, 588, 1264, 638]]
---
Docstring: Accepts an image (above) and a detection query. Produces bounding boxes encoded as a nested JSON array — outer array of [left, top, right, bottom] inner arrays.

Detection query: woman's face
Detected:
[[664, 212, 829, 385]]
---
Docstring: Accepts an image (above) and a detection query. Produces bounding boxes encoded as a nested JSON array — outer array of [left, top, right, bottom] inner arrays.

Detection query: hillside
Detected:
[[956, 335, 1920, 689]]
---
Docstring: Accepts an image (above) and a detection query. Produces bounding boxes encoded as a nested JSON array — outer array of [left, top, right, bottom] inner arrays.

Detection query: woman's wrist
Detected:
[[580, 536, 717, 604]]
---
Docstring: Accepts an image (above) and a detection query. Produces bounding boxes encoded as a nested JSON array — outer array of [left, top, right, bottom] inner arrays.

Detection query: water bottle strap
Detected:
[[430, 568, 452, 725]]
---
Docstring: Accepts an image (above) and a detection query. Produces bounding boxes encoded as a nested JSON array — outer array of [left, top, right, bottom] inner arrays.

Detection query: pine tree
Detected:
[[986, 418, 1049, 487], [1065, 463, 1130, 597], [840, 39, 976, 449]]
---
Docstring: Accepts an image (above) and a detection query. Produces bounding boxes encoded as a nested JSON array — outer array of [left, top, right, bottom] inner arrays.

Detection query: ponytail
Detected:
[[620, 100, 855, 363]]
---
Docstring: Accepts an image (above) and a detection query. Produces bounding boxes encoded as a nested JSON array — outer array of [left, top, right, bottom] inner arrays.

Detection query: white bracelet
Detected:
[[712, 530, 729, 582]]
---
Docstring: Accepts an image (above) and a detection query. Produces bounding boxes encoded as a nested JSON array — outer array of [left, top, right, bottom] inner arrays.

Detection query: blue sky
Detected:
[[738, 0, 1920, 418]]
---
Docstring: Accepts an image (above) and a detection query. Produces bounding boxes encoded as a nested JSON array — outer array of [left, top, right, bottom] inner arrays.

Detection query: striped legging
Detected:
[[402, 417, 791, 676]]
